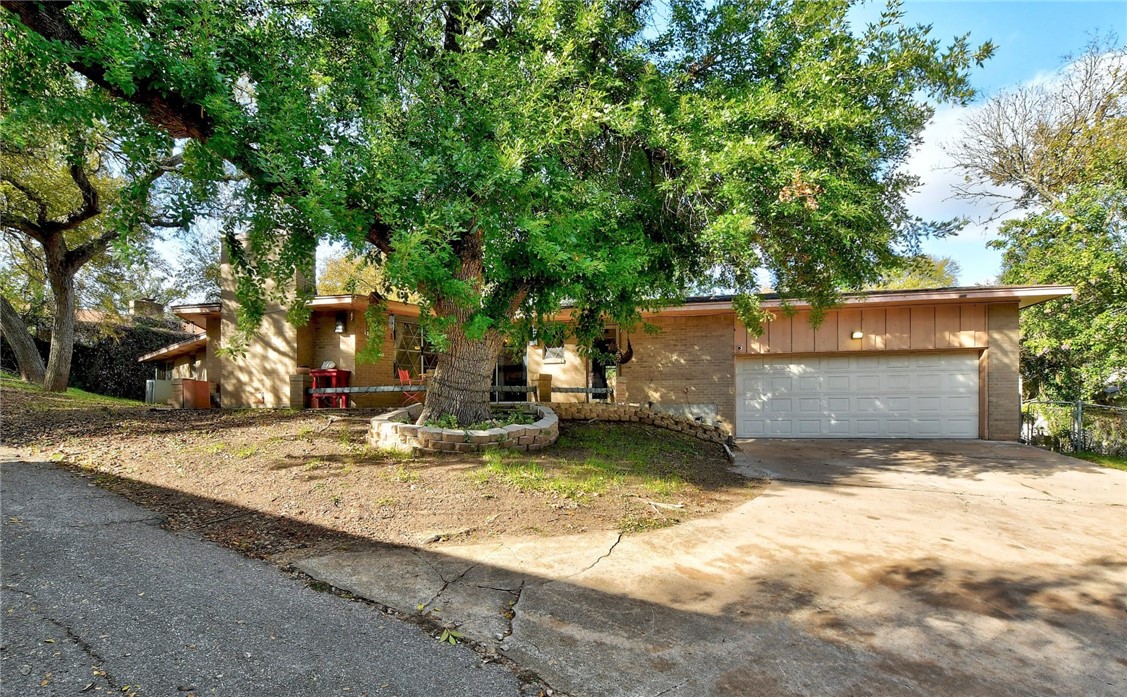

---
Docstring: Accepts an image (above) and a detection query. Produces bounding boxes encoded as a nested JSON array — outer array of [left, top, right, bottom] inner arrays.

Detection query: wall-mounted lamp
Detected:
[[335, 311, 347, 334], [851, 331, 863, 340], [388, 312, 396, 336]]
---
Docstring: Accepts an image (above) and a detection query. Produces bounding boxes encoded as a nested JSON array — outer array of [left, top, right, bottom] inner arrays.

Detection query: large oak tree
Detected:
[[3, 0, 990, 424]]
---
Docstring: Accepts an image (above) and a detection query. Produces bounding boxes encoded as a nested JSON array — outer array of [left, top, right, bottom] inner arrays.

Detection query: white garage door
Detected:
[[736, 353, 979, 439]]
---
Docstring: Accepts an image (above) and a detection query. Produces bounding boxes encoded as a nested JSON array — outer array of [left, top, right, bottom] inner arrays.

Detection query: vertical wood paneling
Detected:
[[791, 311, 815, 352], [963, 304, 988, 347], [769, 315, 793, 353], [838, 309, 862, 351], [734, 317, 749, 354], [910, 307, 935, 349], [745, 322, 764, 354], [814, 312, 839, 352], [862, 309, 886, 350], [935, 305, 961, 348], [886, 307, 910, 350], [731, 302, 992, 355]]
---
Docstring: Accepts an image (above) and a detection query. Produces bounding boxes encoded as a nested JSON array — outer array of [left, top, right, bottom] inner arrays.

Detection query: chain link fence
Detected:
[[1021, 401, 1127, 456]]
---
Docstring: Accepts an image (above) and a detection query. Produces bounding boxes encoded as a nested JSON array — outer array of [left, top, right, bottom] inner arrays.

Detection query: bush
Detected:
[[70, 318, 195, 400], [1, 317, 194, 401]]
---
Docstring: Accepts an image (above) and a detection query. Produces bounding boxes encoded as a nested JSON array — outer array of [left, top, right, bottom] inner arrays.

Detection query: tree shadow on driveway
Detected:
[[9, 455, 1124, 697]]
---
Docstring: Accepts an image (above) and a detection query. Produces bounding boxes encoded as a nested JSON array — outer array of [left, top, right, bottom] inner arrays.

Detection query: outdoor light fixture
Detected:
[[851, 331, 863, 339], [335, 311, 347, 334]]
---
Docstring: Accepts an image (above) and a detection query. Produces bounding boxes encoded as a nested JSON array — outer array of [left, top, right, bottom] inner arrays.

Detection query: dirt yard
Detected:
[[1, 380, 762, 561]]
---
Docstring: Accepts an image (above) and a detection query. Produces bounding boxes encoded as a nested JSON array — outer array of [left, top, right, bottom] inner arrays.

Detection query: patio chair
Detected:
[[397, 368, 425, 406]]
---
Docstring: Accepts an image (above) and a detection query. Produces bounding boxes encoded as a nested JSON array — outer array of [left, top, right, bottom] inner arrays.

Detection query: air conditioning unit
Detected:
[[146, 379, 172, 405]]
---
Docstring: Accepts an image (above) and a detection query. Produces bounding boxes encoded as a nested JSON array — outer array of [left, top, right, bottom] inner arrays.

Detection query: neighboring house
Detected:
[[139, 245, 1071, 440]]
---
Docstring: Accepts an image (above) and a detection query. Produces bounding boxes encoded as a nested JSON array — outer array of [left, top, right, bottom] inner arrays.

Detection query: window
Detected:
[[394, 320, 436, 378], [543, 344, 566, 364]]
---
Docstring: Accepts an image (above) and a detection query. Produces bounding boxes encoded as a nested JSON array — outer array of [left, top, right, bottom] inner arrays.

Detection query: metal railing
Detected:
[[307, 384, 614, 400], [1021, 400, 1127, 456]]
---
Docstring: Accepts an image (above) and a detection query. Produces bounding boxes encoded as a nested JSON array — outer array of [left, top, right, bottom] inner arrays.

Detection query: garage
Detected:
[[735, 352, 980, 438]]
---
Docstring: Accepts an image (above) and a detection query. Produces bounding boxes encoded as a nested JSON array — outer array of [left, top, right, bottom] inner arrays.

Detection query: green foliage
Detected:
[[0, 369, 143, 406], [69, 317, 198, 400], [869, 255, 962, 290], [2, 0, 988, 341], [993, 187, 1126, 401], [1070, 452, 1127, 472]]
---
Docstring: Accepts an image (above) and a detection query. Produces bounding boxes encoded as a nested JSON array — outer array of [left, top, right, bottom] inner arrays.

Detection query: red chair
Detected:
[[397, 368, 425, 406]]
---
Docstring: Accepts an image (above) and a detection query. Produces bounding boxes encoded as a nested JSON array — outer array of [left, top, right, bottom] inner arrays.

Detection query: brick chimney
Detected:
[[130, 298, 165, 318]]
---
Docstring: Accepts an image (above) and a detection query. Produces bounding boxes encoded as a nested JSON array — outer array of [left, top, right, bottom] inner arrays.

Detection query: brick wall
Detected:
[[216, 239, 301, 408], [986, 303, 1021, 440], [615, 314, 736, 432], [525, 339, 587, 402], [550, 401, 731, 444]]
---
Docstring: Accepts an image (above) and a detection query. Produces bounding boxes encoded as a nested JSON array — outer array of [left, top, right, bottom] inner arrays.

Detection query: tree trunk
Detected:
[[417, 327, 505, 427], [0, 295, 46, 384], [43, 271, 76, 392]]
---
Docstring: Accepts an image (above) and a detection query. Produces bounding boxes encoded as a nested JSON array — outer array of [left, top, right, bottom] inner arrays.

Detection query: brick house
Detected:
[[139, 248, 1070, 440]]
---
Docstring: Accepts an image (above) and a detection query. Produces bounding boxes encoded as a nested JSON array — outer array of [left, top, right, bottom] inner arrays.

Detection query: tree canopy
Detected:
[[2, 0, 992, 422], [950, 37, 1126, 402], [868, 254, 961, 290], [993, 187, 1126, 402]]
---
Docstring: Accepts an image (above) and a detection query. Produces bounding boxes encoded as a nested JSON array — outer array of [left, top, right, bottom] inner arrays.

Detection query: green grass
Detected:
[[1070, 451, 1127, 472], [468, 424, 707, 501], [1, 370, 144, 406], [381, 464, 420, 483]]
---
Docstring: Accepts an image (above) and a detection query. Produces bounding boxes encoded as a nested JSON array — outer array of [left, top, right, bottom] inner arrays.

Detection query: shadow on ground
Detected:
[[16, 454, 1126, 697]]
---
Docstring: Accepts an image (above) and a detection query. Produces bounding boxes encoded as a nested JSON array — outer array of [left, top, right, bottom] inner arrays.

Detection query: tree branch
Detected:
[[51, 163, 101, 231], [0, 1, 214, 140], [2, 175, 49, 226]]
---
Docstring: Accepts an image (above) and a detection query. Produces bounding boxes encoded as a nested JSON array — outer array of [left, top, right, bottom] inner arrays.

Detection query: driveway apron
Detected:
[[296, 440, 1127, 697]]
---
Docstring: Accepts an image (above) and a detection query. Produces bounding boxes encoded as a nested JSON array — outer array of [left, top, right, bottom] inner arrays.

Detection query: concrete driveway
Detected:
[[296, 440, 1127, 697]]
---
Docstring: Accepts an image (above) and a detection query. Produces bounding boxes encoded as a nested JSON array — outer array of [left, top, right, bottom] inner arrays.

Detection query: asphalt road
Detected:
[[0, 458, 524, 697]]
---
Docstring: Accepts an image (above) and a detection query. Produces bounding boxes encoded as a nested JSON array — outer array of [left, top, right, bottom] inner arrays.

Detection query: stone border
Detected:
[[368, 402, 559, 454], [550, 402, 731, 445]]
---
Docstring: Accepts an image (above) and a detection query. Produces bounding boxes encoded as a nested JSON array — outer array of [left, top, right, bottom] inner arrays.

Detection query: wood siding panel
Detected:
[[745, 322, 764, 354], [735, 318, 752, 354], [838, 309, 862, 351], [814, 313, 839, 352], [886, 308, 910, 350], [935, 305, 961, 348], [910, 307, 935, 349], [791, 311, 815, 352], [861, 309, 886, 350], [768, 315, 793, 353], [733, 302, 990, 355], [963, 304, 988, 347]]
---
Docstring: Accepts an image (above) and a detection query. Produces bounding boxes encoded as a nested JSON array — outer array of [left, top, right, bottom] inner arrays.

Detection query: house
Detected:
[[138, 244, 1071, 440]]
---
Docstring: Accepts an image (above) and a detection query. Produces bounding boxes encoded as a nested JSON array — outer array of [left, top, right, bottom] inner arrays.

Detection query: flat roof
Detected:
[[137, 335, 208, 363], [666, 285, 1074, 314], [170, 303, 221, 330]]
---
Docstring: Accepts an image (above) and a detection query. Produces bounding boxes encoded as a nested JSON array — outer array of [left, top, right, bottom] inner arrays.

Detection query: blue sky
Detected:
[[847, 0, 1127, 284]]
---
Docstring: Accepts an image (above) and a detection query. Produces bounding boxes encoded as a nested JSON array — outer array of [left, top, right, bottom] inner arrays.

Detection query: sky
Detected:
[[846, 0, 1127, 284]]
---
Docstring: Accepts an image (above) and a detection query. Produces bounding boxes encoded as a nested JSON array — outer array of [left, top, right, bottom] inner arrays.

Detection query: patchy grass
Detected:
[[2, 380, 762, 552], [380, 464, 420, 483], [1070, 451, 1127, 472], [1, 370, 144, 407], [468, 423, 728, 507]]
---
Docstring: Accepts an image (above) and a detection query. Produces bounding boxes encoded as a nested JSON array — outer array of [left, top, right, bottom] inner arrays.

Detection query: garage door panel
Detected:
[[736, 353, 979, 439]]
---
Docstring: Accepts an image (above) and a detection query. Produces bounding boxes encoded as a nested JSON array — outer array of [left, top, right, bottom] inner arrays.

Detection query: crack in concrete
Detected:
[[499, 579, 526, 643], [7, 585, 120, 690], [424, 563, 478, 609], [650, 678, 690, 696], [568, 532, 622, 579], [59, 516, 164, 529]]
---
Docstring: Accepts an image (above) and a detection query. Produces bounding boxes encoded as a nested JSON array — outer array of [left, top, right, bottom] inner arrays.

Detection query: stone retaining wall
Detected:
[[368, 403, 559, 454], [550, 402, 731, 445]]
